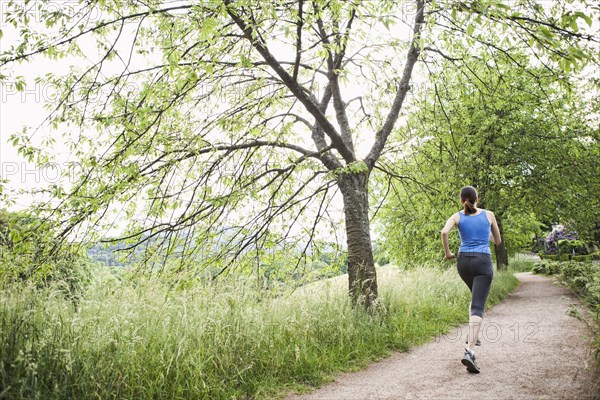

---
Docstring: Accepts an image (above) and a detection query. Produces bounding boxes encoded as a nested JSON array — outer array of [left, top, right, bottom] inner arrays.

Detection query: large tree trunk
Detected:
[[338, 171, 378, 308], [494, 216, 509, 270]]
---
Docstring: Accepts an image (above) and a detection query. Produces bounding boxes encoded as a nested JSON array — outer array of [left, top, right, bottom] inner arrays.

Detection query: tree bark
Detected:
[[494, 216, 509, 270], [338, 171, 378, 308]]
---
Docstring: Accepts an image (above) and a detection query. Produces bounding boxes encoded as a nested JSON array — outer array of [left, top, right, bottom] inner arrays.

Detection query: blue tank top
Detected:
[[458, 210, 491, 254]]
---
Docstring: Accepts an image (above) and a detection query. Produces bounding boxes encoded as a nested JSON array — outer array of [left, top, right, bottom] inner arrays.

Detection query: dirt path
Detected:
[[288, 273, 597, 400]]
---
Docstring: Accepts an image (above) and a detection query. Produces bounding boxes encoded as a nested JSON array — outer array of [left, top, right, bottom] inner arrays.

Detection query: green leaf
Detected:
[[575, 12, 593, 27], [200, 17, 217, 40], [466, 24, 474, 36], [168, 49, 181, 68], [538, 26, 554, 40], [239, 54, 253, 68], [569, 18, 579, 32]]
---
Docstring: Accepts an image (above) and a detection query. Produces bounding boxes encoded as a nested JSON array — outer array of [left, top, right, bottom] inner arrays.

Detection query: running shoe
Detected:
[[461, 348, 480, 373]]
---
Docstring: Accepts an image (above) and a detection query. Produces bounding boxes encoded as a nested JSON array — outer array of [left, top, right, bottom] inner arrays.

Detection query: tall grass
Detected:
[[508, 259, 535, 272], [0, 265, 519, 399]]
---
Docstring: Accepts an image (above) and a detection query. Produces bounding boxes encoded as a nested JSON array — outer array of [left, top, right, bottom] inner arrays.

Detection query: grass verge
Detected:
[[0, 265, 519, 400]]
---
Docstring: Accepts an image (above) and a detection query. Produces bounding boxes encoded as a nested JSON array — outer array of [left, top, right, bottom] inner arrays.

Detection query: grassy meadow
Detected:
[[0, 263, 522, 400]]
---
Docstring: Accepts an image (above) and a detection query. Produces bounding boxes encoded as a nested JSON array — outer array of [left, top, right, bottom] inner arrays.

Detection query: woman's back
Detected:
[[457, 210, 491, 254]]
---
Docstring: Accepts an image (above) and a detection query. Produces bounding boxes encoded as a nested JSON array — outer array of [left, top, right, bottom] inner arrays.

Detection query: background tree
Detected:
[[1, 0, 597, 305], [0, 209, 94, 297], [374, 51, 599, 268]]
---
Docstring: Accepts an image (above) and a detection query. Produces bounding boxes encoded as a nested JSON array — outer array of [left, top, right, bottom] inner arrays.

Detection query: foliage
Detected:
[[0, 1, 596, 293], [374, 48, 599, 263], [532, 260, 562, 275], [542, 224, 592, 258], [373, 241, 391, 266], [2, 0, 428, 281], [558, 239, 588, 255], [0, 264, 519, 399], [501, 212, 545, 256], [572, 255, 593, 262], [0, 209, 96, 298], [246, 242, 349, 290]]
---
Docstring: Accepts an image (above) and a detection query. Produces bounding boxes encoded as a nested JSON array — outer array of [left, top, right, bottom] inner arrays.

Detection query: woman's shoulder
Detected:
[[452, 212, 461, 223], [480, 208, 496, 224]]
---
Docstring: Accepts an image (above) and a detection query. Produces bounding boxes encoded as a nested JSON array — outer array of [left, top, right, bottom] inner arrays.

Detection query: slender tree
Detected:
[[1, 0, 596, 305]]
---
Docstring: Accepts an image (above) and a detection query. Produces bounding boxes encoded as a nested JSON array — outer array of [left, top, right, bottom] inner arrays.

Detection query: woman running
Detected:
[[441, 186, 502, 373]]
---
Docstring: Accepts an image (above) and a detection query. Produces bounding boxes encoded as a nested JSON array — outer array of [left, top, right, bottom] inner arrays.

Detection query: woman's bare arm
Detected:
[[441, 214, 458, 259], [489, 212, 502, 245]]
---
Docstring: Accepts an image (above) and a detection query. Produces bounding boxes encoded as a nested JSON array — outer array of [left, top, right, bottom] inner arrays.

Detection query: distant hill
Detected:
[[87, 242, 129, 267]]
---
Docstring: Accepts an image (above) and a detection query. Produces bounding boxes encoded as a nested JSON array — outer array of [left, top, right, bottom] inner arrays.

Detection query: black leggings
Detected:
[[457, 252, 494, 318]]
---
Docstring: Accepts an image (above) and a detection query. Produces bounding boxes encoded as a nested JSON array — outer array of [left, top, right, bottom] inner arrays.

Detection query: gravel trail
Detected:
[[287, 272, 597, 400]]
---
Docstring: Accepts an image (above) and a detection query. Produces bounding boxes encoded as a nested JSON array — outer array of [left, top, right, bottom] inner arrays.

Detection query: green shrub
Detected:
[[585, 272, 600, 310], [0, 209, 96, 298], [557, 239, 588, 255], [557, 239, 570, 254], [572, 255, 593, 262], [375, 255, 390, 266], [535, 260, 600, 309], [559, 261, 592, 291], [573, 240, 589, 255], [560, 254, 570, 261], [0, 247, 96, 299], [533, 260, 562, 275], [532, 261, 545, 274]]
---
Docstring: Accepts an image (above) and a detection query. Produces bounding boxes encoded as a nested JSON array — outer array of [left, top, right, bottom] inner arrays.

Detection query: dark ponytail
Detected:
[[460, 186, 478, 215]]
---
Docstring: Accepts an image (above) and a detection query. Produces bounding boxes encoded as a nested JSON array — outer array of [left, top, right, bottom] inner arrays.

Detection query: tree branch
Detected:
[[292, 0, 304, 82], [423, 46, 463, 61], [309, 82, 343, 170], [223, 0, 356, 164], [0, 4, 195, 66], [364, 0, 425, 169], [316, 11, 355, 156]]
